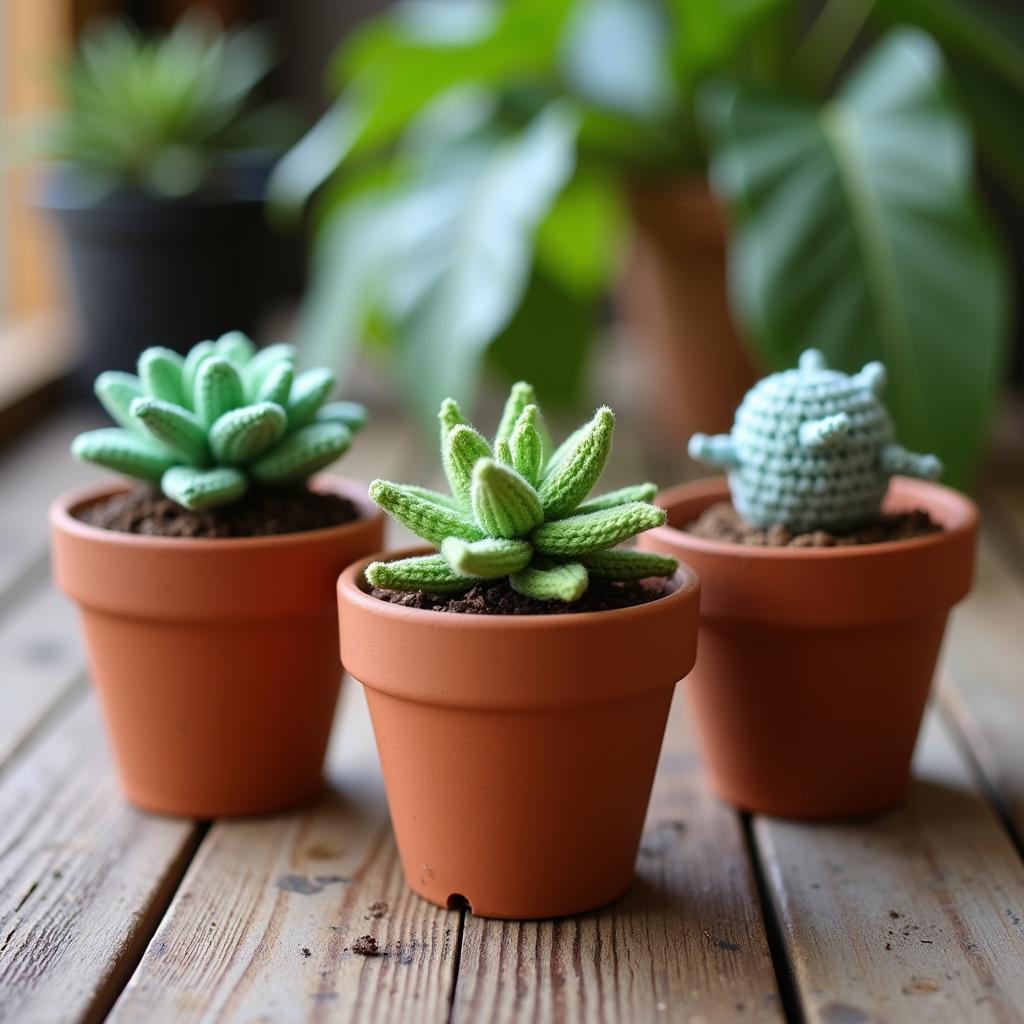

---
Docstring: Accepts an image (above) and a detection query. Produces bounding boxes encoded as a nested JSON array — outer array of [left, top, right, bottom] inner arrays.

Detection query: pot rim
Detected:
[[49, 473, 382, 551], [650, 476, 978, 561], [338, 545, 699, 629]]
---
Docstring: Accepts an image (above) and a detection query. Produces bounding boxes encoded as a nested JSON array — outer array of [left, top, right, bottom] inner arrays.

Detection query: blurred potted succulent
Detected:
[[640, 349, 978, 819], [50, 332, 382, 817], [272, 0, 1017, 488], [338, 382, 699, 919], [37, 13, 297, 386]]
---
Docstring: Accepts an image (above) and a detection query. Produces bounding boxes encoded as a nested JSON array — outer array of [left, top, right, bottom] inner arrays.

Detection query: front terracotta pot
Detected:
[[641, 477, 978, 819], [338, 553, 700, 919], [620, 178, 758, 441], [51, 475, 384, 817]]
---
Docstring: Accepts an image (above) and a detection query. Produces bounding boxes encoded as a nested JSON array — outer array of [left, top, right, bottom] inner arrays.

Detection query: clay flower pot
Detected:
[[51, 475, 383, 817], [337, 551, 700, 919], [620, 178, 759, 441], [640, 477, 978, 819]]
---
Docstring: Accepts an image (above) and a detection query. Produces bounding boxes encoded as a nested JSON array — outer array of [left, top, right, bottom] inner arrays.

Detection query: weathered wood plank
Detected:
[[0, 579, 85, 771], [755, 712, 1024, 1024], [451, 692, 785, 1024], [0, 697, 201, 1024], [108, 683, 461, 1024], [940, 527, 1024, 841]]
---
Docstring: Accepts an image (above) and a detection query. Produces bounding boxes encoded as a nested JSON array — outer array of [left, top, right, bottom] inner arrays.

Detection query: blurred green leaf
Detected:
[[706, 29, 1009, 487], [390, 102, 580, 425], [536, 170, 625, 295], [667, 0, 789, 76], [561, 0, 676, 118], [489, 271, 597, 405]]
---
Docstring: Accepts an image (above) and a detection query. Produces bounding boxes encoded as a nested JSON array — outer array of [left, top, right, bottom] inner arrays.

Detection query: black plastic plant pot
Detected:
[[39, 161, 295, 391]]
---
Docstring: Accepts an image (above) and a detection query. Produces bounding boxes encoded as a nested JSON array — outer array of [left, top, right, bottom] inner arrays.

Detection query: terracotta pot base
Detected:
[[641, 477, 978, 820], [339, 550, 700, 919], [51, 475, 384, 818]]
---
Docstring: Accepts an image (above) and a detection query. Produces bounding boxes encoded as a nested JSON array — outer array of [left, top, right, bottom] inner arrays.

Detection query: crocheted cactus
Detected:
[[72, 333, 366, 509], [366, 383, 678, 602], [689, 349, 942, 532]]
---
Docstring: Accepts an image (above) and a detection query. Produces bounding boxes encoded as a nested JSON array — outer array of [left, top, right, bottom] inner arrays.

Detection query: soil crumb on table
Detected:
[[365, 901, 388, 919], [685, 502, 942, 548], [352, 935, 381, 956], [372, 576, 672, 615], [76, 485, 358, 538]]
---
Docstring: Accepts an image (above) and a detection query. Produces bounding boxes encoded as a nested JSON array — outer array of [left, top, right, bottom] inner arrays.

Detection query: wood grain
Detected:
[[451, 692, 785, 1024], [940, 528, 1024, 842], [755, 712, 1024, 1024], [0, 697, 201, 1024], [0, 579, 85, 771], [108, 684, 461, 1024]]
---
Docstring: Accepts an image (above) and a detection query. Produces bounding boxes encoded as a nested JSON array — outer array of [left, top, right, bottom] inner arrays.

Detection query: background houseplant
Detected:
[[272, 0, 1019, 489], [37, 12, 298, 387]]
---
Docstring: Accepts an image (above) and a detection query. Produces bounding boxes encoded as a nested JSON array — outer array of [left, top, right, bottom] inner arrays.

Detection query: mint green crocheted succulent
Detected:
[[367, 383, 678, 602], [689, 349, 942, 532], [72, 333, 366, 509]]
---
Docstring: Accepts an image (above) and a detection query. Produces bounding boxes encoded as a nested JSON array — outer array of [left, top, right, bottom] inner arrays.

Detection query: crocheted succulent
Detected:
[[72, 333, 366, 510], [366, 384, 678, 602], [689, 349, 942, 532]]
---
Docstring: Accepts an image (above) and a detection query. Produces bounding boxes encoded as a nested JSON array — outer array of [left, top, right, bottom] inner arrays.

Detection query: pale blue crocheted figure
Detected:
[[689, 349, 942, 532]]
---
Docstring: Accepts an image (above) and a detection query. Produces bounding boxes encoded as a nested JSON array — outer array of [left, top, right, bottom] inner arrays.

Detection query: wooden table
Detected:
[[2, 410, 1024, 1024]]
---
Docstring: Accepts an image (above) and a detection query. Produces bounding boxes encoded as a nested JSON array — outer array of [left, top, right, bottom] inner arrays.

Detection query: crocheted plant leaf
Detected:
[[471, 459, 544, 539], [254, 361, 294, 406], [509, 405, 543, 486], [318, 401, 367, 433], [182, 340, 217, 401], [510, 562, 589, 602], [71, 428, 177, 481], [162, 465, 247, 510], [441, 537, 533, 578], [444, 425, 493, 509], [366, 553, 474, 592], [138, 347, 185, 406], [688, 348, 944, 531], [581, 549, 678, 581], [131, 397, 208, 466], [287, 368, 335, 430], [366, 381, 677, 601], [215, 330, 256, 366], [208, 403, 287, 465], [369, 480, 484, 544], [94, 372, 145, 431], [531, 502, 667, 557], [250, 421, 351, 484], [72, 334, 363, 509], [575, 483, 658, 515], [243, 342, 296, 396], [538, 407, 614, 518], [194, 356, 246, 427]]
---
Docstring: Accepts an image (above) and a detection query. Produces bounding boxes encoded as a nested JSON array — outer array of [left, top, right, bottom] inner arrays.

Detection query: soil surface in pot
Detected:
[[371, 576, 672, 615], [75, 485, 358, 538], [686, 502, 942, 548]]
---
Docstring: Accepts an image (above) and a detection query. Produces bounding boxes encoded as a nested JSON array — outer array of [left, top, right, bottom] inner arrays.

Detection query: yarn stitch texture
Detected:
[[366, 383, 678, 602], [72, 333, 366, 509], [689, 349, 942, 531]]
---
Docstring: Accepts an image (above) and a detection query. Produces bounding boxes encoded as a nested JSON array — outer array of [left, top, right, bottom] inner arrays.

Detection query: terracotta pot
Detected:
[[620, 178, 758, 440], [50, 476, 384, 817], [337, 552, 700, 919], [640, 477, 978, 819]]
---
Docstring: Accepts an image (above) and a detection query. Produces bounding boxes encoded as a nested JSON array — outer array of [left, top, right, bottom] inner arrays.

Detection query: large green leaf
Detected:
[[388, 103, 580, 425], [706, 29, 1009, 487]]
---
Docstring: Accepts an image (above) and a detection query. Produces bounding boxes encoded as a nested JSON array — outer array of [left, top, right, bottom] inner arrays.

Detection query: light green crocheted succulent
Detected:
[[72, 333, 366, 509], [689, 349, 942, 532], [366, 384, 678, 602]]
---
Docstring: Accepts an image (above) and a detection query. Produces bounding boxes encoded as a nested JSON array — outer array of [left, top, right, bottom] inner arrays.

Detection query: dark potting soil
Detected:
[[351, 935, 381, 957], [371, 576, 672, 616], [75, 484, 358, 538], [685, 501, 942, 548]]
